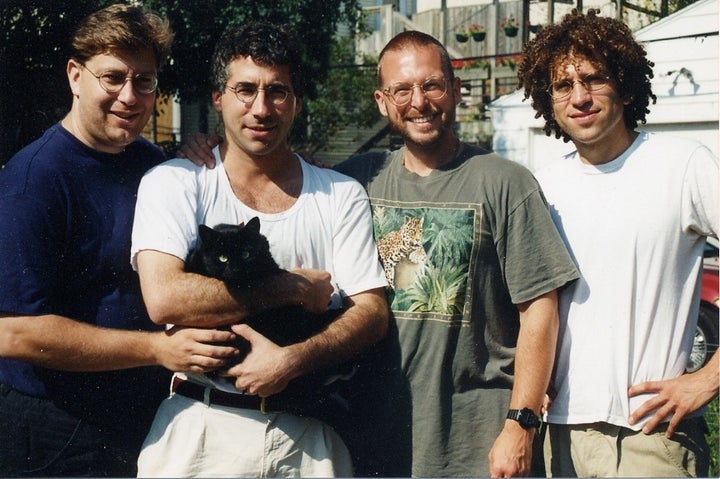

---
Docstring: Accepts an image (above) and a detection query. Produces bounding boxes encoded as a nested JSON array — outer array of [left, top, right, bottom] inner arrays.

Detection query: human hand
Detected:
[[541, 393, 552, 416], [488, 421, 534, 477], [224, 324, 300, 397], [288, 268, 333, 314], [154, 325, 238, 373], [628, 356, 719, 437], [176, 132, 222, 168]]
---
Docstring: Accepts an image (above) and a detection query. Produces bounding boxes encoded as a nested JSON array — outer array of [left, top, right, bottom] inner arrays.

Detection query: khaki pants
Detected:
[[137, 392, 352, 477], [544, 418, 709, 477]]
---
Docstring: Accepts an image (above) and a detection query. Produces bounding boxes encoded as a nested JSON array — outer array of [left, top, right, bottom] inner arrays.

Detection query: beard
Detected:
[[389, 105, 456, 149]]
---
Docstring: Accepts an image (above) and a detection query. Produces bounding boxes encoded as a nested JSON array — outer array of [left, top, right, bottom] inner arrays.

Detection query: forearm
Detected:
[[284, 288, 389, 379], [142, 269, 252, 327], [510, 290, 560, 413], [0, 314, 161, 371], [695, 350, 719, 403], [137, 250, 324, 327], [488, 290, 560, 477]]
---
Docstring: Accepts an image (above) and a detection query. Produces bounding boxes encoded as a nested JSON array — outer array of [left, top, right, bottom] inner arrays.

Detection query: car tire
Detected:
[[687, 303, 719, 373]]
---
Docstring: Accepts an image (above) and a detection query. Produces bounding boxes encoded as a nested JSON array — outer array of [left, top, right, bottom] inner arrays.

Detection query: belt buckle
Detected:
[[260, 397, 267, 414]]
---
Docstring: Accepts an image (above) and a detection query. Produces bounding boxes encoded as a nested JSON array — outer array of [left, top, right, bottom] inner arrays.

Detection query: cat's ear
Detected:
[[245, 217, 261, 234], [197, 224, 217, 244]]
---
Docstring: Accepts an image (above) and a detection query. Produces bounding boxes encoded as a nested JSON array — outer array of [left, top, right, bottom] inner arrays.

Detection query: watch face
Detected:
[[520, 408, 541, 428]]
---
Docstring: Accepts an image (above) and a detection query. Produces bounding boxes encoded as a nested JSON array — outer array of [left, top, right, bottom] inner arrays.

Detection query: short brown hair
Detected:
[[70, 4, 173, 68], [376, 30, 455, 86], [517, 9, 656, 142]]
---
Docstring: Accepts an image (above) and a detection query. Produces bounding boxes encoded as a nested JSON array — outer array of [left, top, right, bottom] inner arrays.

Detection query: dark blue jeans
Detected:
[[0, 383, 140, 477]]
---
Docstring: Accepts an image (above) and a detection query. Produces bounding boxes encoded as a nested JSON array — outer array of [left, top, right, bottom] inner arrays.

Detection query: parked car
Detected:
[[686, 237, 719, 373]]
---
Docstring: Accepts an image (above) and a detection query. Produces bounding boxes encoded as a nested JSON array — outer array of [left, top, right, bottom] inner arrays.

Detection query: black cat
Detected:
[[185, 217, 348, 407], [186, 216, 344, 360]]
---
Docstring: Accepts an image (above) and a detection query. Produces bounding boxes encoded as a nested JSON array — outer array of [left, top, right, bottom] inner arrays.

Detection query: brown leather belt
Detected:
[[172, 378, 286, 414]]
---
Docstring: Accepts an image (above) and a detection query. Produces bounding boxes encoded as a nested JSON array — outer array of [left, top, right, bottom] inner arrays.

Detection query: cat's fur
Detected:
[[186, 217, 341, 359], [185, 217, 348, 406]]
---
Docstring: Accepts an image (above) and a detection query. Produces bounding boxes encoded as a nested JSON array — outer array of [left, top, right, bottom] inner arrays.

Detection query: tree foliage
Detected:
[[0, 0, 114, 163], [297, 36, 380, 154], [0, 0, 364, 163]]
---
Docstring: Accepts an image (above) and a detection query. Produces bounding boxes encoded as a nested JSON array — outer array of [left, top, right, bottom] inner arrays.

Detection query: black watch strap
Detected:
[[506, 407, 542, 430]]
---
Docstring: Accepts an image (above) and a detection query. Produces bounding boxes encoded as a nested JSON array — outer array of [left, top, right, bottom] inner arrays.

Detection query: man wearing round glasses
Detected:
[[518, 9, 717, 477], [66, 44, 160, 153], [0, 5, 233, 477], [131, 21, 388, 477]]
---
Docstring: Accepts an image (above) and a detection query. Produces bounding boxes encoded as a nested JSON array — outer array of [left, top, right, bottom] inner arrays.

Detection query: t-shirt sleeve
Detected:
[[682, 144, 719, 238], [131, 159, 202, 270], [0, 183, 61, 315], [498, 178, 579, 305], [329, 173, 388, 297]]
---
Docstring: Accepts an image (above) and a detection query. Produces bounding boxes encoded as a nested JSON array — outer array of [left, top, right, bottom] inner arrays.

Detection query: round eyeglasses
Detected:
[[547, 73, 610, 101], [82, 64, 158, 95], [381, 76, 448, 106], [226, 83, 292, 106]]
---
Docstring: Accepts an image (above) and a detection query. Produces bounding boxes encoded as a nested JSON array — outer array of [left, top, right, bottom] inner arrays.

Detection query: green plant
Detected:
[[468, 23, 485, 33], [706, 397, 719, 477], [501, 16, 519, 30], [463, 59, 489, 70]]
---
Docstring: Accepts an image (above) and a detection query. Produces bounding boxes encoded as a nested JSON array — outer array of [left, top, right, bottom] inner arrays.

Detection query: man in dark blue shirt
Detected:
[[0, 5, 236, 476]]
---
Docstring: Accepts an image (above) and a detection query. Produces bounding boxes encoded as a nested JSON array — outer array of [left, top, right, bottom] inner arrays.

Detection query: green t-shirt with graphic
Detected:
[[336, 145, 578, 477]]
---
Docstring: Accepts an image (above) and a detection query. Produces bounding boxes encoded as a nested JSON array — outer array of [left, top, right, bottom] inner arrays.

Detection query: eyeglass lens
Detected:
[[385, 77, 448, 105], [549, 74, 609, 100], [84, 64, 158, 95], [228, 83, 291, 105]]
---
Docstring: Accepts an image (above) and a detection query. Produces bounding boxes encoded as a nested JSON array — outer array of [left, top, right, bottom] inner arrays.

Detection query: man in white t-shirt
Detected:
[[517, 9, 718, 477], [130, 21, 388, 477]]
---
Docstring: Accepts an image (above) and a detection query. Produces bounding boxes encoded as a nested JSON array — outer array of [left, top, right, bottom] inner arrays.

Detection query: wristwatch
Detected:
[[506, 408, 542, 430]]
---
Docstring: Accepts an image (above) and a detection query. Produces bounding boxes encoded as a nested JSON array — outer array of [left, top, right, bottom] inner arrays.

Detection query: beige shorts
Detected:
[[544, 418, 709, 477], [137, 392, 352, 477]]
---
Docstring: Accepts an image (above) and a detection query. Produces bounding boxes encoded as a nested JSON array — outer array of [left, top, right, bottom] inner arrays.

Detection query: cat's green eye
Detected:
[[240, 251, 250, 260], [218, 255, 229, 263]]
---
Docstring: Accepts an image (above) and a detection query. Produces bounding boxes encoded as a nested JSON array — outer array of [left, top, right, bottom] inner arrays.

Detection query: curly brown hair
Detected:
[[517, 9, 656, 142]]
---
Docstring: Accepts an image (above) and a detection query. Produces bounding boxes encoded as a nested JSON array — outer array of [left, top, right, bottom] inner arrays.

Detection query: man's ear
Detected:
[[452, 77, 462, 106], [67, 59, 82, 96], [211, 90, 223, 113], [374, 90, 389, 117]]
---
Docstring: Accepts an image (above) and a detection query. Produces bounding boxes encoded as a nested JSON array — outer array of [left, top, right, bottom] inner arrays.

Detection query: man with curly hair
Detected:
[[517, 9, 718, 477]]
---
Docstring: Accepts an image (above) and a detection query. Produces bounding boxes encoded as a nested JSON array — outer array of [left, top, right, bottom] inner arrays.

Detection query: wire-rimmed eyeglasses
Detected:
[[547, 73, 611, 101], [82, 63, 158, 95], [381, 76, 448, 106], [226, 83, 293, 106]]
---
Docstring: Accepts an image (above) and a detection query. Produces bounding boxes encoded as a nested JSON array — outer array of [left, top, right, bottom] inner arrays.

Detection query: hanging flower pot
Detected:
[[500, 16, 519, 38], [528, 23, 542, 33], [468, 24, 486, 42], [456, 32, 469, 43]]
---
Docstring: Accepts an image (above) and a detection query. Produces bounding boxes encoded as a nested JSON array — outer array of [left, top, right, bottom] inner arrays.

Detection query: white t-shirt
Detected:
[[535, 132, 718, 430], [131, 148, 387, 392]]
